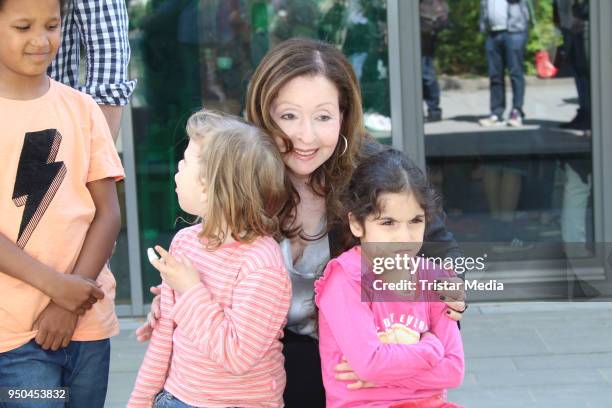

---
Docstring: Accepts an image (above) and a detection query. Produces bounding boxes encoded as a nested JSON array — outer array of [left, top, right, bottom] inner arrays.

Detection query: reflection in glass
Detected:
[[421, 0, 593, 261], [127, 0, 391, 300]]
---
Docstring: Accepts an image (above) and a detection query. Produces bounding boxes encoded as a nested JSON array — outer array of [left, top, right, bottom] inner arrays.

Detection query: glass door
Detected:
[[389, 0, 612, 301]]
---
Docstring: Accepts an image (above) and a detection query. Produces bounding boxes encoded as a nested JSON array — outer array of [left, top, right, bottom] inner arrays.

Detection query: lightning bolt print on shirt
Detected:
[[12, 130, 67, 249]]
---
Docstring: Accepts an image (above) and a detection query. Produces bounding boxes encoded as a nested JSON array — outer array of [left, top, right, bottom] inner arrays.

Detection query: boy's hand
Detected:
[[48, 274, 104, 315], [32, 302, 78, 351], [149, 246, 200, 295]]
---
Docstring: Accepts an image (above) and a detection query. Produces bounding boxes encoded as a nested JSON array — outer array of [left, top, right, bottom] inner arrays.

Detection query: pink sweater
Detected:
[[314, 246, 464, 408], [128, 225, 291, 408]]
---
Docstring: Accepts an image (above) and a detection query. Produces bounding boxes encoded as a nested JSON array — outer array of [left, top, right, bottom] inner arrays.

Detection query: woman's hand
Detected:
[[334, 357, 376, 390], [434, 277, 467, 322], [135, 286, 161, 342], [149, 246, 201, 295]]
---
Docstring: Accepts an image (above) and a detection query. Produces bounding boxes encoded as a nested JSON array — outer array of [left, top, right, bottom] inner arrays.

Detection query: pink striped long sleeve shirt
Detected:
[[128, 225, 291, 408]]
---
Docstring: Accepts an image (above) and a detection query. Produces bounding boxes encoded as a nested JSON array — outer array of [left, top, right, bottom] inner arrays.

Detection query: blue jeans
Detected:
[[422, 54, 441, 115], [0, 339, 110, 408], [485, 30, 528, 118], [154, 391, 195, 408], [153, 390, 241, 408]]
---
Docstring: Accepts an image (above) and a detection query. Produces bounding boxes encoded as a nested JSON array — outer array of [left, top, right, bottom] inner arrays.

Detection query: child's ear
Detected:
[[348, 212, 364, 238]]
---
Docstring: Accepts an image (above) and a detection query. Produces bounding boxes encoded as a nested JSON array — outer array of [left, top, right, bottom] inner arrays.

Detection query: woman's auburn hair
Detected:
[[186, 109, 291, 248], [246, 37, 365, 238]]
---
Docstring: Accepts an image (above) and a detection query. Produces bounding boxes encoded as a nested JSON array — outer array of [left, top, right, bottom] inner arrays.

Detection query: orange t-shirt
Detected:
[[0, 79, 125, 353]]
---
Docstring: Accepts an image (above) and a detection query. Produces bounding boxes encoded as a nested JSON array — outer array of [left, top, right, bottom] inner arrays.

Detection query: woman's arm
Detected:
[[421, 213, 467, 321], [128, 283, 176, 407]]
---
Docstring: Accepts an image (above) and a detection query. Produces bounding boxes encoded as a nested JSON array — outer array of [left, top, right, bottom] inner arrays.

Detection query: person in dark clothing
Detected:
[[555, 0, 591, 130], [420, 0, 449, 122]]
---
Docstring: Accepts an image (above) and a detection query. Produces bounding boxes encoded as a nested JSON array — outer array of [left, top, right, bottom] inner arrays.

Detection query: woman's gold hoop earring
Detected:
[[339, 134, 348, 156]]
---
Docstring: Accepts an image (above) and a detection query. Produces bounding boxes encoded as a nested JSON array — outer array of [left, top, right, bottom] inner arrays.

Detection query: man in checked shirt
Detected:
[[49, 0, 136, 142]]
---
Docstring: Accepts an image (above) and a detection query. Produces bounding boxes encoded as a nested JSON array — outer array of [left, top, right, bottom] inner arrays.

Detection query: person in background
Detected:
[[555, 0, 590, 130], [420, 0, 449, 123], [556, 0, 592, 262], [48, 0, 136, 142], [478, 0, 532, 128]]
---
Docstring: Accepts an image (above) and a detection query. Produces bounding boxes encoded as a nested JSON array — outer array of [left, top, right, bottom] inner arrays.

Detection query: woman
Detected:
[[136, 38, 465, 407]]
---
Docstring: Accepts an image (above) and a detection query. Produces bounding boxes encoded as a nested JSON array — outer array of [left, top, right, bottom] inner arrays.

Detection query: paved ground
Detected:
[[107, 301, 612, 408], [428, 76, 581, 132]]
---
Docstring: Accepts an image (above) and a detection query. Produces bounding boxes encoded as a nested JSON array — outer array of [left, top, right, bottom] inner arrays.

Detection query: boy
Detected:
[[0, 0, 124, 406]]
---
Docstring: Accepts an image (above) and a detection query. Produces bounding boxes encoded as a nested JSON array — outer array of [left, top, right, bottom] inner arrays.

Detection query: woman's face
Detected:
[[270, 74, 342, 179]]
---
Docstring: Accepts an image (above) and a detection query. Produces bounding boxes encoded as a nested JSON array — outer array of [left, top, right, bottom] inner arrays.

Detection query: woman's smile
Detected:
[[292, 148, 318, 160]]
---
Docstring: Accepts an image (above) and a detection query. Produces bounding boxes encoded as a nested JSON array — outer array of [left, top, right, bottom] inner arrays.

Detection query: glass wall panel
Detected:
[[421, 0, 593, 260], [126, 0, 391, 301]]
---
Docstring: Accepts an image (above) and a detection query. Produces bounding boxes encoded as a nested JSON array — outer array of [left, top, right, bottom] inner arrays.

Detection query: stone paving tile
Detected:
[[473, 302, 612, 315], [456, 373, 479, 389], [464, 356, 517, 372], [106, 371, 138, 407], [528, 384, 612, 408], [535, 326, 612, 354], [462, 310, 612, 331], [448, 386, 536, 407], [597, 368, 612, 383], [513, 352, 612, 370], [110, 333, 147, 374], [461, 328, 550, 357], [473, 368, 606, 388]]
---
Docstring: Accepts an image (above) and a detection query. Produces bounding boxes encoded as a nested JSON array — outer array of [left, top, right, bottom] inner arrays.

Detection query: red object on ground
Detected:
[[536, 50, 558, 79], [390, 395, 465, 408]]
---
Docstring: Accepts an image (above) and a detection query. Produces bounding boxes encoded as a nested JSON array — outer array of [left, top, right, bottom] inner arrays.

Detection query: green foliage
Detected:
[[126, 0, 149, 31], [435, 0, 560, 77], [436, 0, 486, 76]]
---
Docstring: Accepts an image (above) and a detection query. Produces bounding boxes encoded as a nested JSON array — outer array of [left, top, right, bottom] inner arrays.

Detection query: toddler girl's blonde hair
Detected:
[[185, 109, 289, 248]]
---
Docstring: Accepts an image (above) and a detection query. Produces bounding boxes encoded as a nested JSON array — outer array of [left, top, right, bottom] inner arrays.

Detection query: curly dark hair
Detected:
[[344, 146, 441, 236]]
